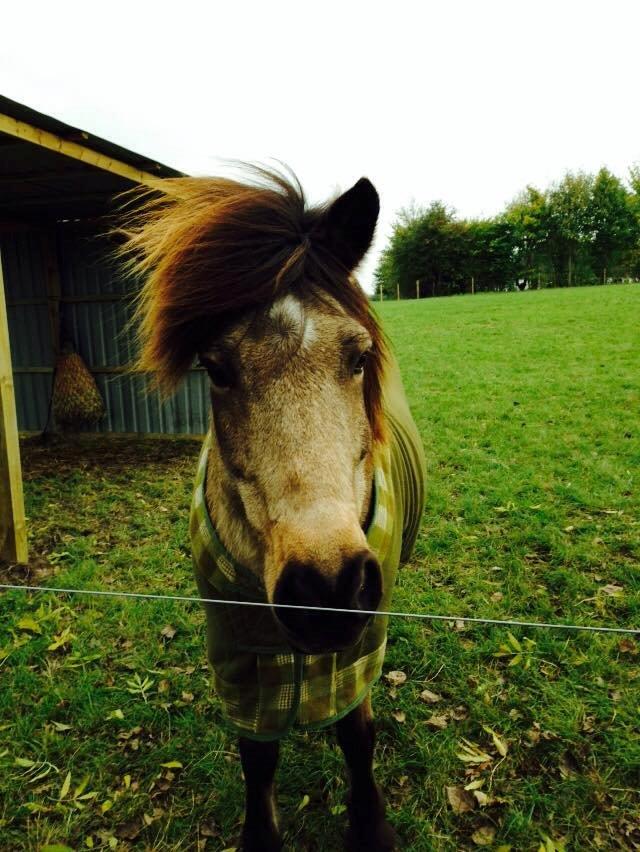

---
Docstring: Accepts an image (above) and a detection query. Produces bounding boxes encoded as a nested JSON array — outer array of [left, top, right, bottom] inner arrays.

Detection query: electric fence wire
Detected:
[[0, 582, 638, 636]]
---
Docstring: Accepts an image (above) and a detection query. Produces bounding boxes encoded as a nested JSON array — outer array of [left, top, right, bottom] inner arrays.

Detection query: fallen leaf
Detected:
[[115, 819, 143, 841], [457, 739, 493, 764], [161, 625, 177, 640], [451, 705, 469, 721], [59, 771, 71, 800], [297, 793, 310, 811], [392, 710, 406, 723], [619, 638, 637, 655], [426, 714, 448, 730], [181, 691, 195, 703], [420, 689, 442, 704], [446, 785, 475, 814], [160, 760, 183, 769], [17, 616, 42, 634], [199, 821, 218, 838], [472, 825, 496, 846], [601, 584, 623, 597], [106, 709, 124, 721], [581, 715, 596, 733], [483, 726, 508, 757], [385, 670, 407, 687]]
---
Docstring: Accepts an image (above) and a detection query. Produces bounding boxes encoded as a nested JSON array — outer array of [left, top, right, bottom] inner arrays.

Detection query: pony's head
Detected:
[[120, 166, 387, 653]]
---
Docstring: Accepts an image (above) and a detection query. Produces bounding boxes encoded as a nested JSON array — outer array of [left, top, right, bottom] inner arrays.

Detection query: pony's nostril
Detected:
[[361, 557, 382, 608], [339, 551, 382, 612]]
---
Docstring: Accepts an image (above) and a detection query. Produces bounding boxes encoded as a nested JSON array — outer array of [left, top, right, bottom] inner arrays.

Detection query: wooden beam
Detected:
[[0, 112, 161, 188], [0, 245, 28, 563]]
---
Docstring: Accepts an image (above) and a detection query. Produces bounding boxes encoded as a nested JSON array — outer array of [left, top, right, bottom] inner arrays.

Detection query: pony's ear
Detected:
[[315, 178, 379, 271]]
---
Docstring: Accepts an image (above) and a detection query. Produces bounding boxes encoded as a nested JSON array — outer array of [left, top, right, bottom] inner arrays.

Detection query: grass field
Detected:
[[1, 284, 639, 851]]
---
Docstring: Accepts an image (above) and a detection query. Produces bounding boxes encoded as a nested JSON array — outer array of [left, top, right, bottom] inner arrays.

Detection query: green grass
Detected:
[[1, 284, 639, 851]]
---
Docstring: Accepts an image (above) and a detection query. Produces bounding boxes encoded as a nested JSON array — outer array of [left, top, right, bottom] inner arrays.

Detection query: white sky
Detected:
[[2, 0, 639, 291]]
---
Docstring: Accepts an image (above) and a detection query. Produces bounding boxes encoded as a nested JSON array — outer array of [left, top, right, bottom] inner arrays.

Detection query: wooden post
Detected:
[[396, 282, 400, 301], [0, 245, 28, 563], [471, 276, 475, 295], [416, 279, 420, 299], [379, 280, 383, 302]]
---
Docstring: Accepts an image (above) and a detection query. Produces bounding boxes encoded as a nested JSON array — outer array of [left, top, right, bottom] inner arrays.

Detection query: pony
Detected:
[[120, 167, 425, 851]]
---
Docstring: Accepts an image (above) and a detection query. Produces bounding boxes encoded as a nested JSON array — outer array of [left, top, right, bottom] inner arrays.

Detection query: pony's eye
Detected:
[[353, 350, 370, 376], [199, 356, 234, 390]]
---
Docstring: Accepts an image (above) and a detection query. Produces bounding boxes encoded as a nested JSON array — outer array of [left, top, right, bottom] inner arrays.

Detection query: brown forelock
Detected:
[[116, 166, 387, 443]]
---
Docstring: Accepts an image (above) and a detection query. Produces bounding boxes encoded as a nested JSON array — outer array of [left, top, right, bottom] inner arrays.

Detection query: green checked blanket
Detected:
[[191, 357, 425, 740]]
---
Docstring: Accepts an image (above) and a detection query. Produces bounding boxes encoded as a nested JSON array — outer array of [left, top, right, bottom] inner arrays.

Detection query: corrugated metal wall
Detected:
[[2, 225, 210, 434]]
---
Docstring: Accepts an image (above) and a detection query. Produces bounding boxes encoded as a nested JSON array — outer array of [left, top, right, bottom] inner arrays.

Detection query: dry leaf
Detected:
[[601, 584, 623, 597], [483, 726, 508, 757], [392, 710, 406, 723], [115, 819, 143, 841], [451, 705, 469, 721], [581, 715, 595, 733], [457, 739, 493, 764], [420, 689, 443, 704], [161, 625, 177, 640], [446, 785, 475, 814], [385, 670, 407, 687], [199, 822, 218, 838], [426, 714, 448, 730], [619, 638, 637, 655], [472, 825, 496, 846]]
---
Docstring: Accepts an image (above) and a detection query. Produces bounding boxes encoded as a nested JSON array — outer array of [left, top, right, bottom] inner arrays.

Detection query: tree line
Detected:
[[375, 167, 640, 297]]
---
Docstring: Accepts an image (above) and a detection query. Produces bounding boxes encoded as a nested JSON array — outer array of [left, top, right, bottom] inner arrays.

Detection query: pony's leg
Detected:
[[238, 737, 282, 852], [336, 694, 396, 851]]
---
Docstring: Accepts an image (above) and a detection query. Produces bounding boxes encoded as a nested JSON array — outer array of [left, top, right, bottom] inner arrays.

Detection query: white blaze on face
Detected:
[[268, 294, 316, 349]]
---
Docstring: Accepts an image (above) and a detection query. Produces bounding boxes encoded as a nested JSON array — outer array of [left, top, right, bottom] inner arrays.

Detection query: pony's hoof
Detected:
[[241, 826, 282, 852], [346, 819, 397, 851]]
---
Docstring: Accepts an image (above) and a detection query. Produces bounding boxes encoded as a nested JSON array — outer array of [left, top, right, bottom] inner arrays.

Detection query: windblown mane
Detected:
[[117, 165, 387, 441]]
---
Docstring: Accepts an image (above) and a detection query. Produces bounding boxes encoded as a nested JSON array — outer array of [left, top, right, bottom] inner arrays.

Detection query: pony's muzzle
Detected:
[[272, 550, 382, 653]]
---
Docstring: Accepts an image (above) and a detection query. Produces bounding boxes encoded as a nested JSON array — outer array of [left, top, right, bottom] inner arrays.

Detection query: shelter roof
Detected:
[[0, 94, 183, 221]]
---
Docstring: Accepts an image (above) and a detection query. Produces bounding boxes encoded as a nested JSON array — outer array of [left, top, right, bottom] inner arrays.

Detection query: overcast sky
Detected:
[[2, 1, 639, 290]]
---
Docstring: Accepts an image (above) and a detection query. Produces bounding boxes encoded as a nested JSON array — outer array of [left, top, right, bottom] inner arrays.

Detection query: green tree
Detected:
[[505, 187, 551, 287], [377, 202, 461, 298], [589, 168, 637, 282], [465, 218, 517, 292], [628, 166, 640, 277], [546, 172, 595, 286]]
